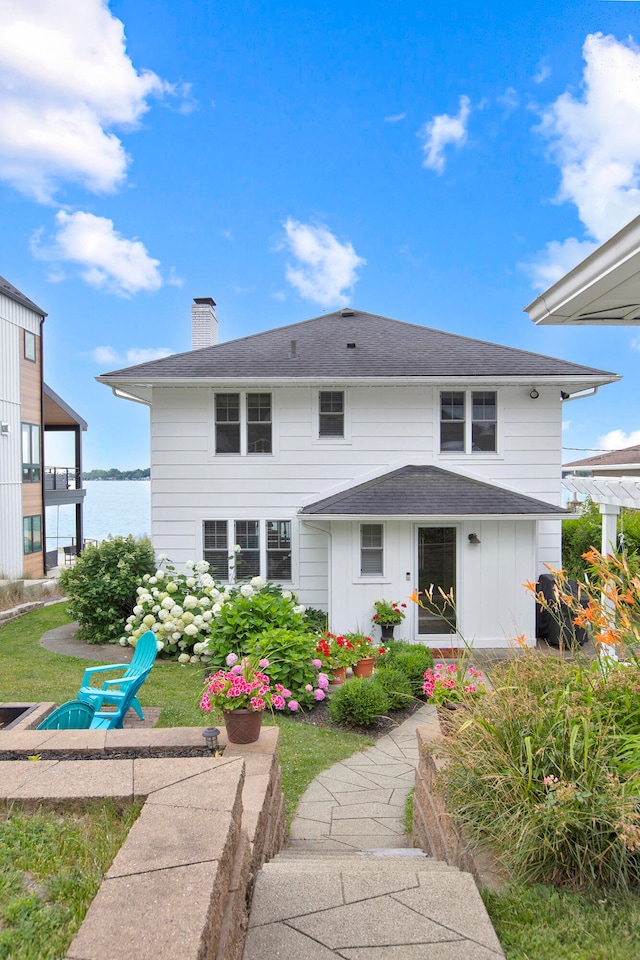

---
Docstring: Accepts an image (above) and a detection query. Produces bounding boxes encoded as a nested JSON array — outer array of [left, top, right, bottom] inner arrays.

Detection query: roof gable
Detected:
[[300, 464, 567, 516], [98, 309, 616, 383]]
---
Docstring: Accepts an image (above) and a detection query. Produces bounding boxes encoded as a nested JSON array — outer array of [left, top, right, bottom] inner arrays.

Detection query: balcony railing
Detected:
[[44, 466, 82, 491]]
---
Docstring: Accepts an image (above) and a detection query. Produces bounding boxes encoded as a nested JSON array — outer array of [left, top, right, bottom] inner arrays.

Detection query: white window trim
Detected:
[[211, 391, 278, 458], [438, 388, 501, 458], [312, 388, 352, 445], [200, 517, 294, 583]]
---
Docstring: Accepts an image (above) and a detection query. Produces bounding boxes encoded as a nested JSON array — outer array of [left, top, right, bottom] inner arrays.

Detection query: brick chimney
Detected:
[[191, 297, 217, 349]]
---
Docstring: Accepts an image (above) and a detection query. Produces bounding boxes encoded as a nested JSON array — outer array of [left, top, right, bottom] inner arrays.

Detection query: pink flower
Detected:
[[231, 664, 243, 675], [200, 696, 211, 712], [288, 700, 299, 711], [312, 659, 322, 668], [305, 684, 313, 692], [250, 697, 265, 710], [225, 653, 238, 666], [259, 658, 270, 668], [272, 695, 285, 710], [435, 663, 444, 670], [464, 684, 477, 694], [446, 664, 457, 673], [314, 689, 326, 701], [318, 673, 329, 690]]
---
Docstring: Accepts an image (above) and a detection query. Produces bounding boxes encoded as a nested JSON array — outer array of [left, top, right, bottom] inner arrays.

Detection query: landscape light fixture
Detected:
[[468, 533, 481, 545], [202, 726, 220, 753], [529, 388, 539, 399]]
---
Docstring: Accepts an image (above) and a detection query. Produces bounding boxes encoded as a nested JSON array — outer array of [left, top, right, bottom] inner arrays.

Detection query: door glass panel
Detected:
[[417, 527, 456, 635]]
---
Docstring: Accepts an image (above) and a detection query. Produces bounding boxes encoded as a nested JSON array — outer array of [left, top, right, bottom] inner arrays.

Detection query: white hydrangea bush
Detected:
[[121, 557, 308, 662]]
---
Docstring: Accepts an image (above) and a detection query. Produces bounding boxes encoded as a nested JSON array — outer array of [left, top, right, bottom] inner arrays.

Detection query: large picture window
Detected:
[[202, 519, 292, 582], [22, 423, 41, 482], [440, 390, 496, 454]]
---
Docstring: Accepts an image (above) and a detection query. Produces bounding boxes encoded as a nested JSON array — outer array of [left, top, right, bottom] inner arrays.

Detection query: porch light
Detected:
[[529, 388, 539, 399], [468, 533, 481, 545]]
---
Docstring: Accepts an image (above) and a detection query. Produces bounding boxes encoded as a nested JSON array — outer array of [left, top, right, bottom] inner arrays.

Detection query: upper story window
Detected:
[[202, 519, 292, 582], [24, 330, 36, 362], [319, 391, 344, 438], [440, 390, 496, 454], [22, 423, 40, 482], [215, 393, 272, 455]]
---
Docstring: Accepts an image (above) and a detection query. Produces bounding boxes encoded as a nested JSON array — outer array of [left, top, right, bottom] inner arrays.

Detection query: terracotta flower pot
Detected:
[[222, 708, 263, 744], [353, 657, 375, 678], [331, 666, 347, 684]]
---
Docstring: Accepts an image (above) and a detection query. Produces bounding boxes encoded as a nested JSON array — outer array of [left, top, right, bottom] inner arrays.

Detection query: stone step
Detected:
[[273, 847, 430, 860], [263, 857, 460, 874]]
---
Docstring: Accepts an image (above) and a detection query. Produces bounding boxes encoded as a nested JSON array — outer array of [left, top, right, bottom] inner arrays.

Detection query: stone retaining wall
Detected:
[[412, 720, 502, 890], [0, 721, 286, 960]]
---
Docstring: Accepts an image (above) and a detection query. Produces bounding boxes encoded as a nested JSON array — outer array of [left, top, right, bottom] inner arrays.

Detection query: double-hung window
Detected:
[[360, 524, 384, 577], [22, 423, 41, 482], [319, 391, 344, 438], [440, 390, 496, 454], [203, 519, 292, 582], [215, 393, 272, 455]]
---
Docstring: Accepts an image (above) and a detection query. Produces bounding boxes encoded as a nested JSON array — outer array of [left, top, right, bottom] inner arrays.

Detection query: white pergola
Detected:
[[562, 475, 640, 554]]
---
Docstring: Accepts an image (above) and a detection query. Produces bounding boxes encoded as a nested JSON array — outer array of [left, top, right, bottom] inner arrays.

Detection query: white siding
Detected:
[[146, 380, 568, 641]]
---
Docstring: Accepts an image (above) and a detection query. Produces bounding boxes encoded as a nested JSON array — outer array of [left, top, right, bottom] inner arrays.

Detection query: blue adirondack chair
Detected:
[[77, 630, 158, 722], [89, 670, 154, 729], [37, 699, 96, 730]]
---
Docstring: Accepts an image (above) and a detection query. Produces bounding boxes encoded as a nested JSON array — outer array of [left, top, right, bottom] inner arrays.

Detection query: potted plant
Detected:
[[345, 631, 386, 678], [315, 631, 360, 683], [372, 599, 407, 640], [200, 653, 299, 743]]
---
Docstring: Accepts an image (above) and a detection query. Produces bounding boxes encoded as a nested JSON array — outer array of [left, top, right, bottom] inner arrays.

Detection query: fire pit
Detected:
[[0, 703, 39, 730]]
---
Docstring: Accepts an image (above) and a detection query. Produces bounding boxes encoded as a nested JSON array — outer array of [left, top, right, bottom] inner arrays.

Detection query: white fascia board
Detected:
[[96, 373, 619, 389], [524, 215, 640, 325]]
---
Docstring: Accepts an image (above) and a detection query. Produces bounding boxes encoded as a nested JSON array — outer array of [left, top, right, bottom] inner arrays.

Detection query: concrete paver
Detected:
[[243, 702, 505, 960]]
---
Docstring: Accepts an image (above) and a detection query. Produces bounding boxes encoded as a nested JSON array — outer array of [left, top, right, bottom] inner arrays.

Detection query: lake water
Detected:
[[45, 480, 151, 547]]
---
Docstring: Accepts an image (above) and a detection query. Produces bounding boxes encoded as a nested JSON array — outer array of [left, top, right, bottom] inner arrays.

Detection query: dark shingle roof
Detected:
[[300, 464, 567, 516], [98, 309, 615, 382], [0, 275, 46, 316], [564, 445, 640, 468]]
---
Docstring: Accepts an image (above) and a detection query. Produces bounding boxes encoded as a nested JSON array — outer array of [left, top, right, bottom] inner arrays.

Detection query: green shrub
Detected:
[[328, 677, 390, 727], [562, 498, 640, 579], [439, 653, 640, 890], [302, 606, 328, 634], [59, 536, 155, 644], [372, 665, 415, 710], [249, 628, 322, 708], [205, 583, 307, 660], [381, 642, 434, 690]]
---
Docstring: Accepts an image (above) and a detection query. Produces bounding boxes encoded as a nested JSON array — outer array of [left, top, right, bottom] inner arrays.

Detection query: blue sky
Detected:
[[2, 0, 640, 469]]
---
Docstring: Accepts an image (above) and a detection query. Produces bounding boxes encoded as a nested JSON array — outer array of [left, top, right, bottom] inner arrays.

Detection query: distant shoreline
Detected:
[[83, 470, 150, 481]]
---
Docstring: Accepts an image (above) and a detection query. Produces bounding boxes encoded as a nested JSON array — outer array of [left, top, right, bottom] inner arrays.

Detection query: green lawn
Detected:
[[0, 603, 372, 823]]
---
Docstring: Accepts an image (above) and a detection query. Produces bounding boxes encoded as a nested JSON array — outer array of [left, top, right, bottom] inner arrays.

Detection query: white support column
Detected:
[[600, 502, 620, 557]]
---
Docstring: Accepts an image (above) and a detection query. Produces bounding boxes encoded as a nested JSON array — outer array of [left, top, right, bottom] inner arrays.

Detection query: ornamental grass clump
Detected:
[[438, 652, 640, 890]]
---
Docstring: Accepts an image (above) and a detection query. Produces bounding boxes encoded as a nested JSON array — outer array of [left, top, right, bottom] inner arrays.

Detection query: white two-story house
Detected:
[[98, 303, 617, 648]]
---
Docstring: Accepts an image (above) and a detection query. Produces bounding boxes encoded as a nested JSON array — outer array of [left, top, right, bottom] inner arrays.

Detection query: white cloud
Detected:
[[92, 345, 173, 367], [281, 218, 366, 307], [562, 420, 571, 432], [418, 95, 471, 173], [521, 236, 599, 291], [533, 57, 552, 84], [497, 87, 520, 111], [526, 33, 640, 286], [32, 210, 163, 296], [598, 429, 640, 451], [0, 0, 175, 201], [384, 113, 406, 123]]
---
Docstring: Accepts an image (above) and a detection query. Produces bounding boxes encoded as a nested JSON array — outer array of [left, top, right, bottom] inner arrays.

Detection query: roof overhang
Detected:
[[300, 512, 563, 522], [43, 383, 87, 430], [525, 215, 640, 326]]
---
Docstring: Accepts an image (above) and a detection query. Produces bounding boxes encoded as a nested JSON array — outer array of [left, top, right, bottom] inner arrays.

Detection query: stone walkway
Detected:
[[243, 704, 505, 960]]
